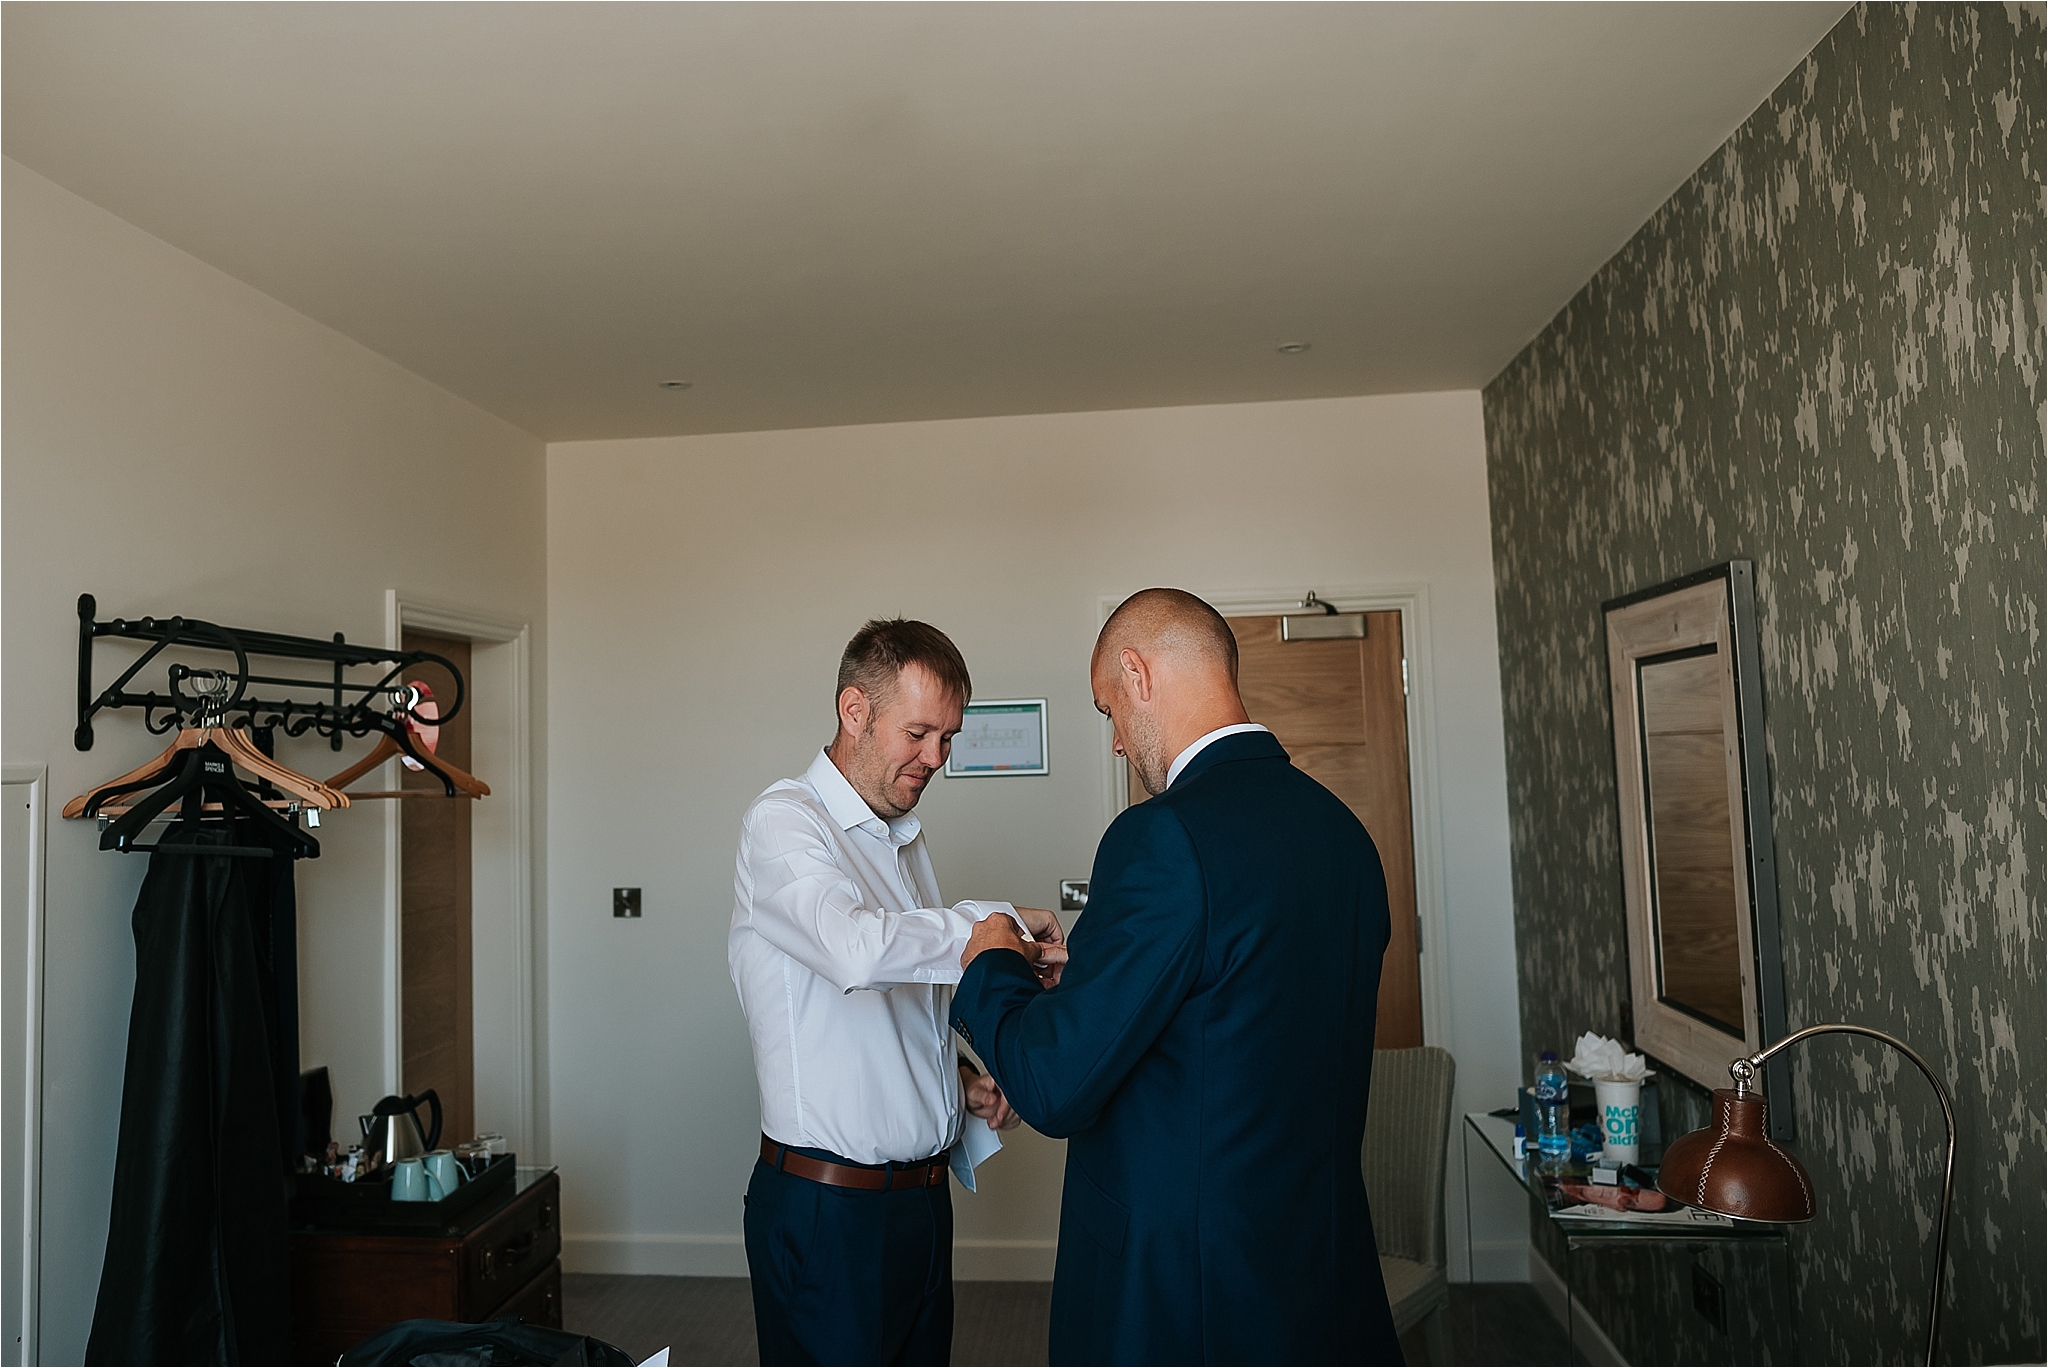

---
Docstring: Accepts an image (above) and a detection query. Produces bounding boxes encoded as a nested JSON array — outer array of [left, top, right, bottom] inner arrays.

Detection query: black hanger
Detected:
[[84, 745, 201, 818], [99, 743, 319, 860]]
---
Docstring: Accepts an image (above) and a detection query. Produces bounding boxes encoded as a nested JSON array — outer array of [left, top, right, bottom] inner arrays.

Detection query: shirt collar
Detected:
[[805, 747, 922, 846], [1165, 722, 1271, 789]]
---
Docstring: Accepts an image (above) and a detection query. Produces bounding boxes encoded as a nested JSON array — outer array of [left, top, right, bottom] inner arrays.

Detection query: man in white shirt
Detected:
[[730, 618, 1066, 1366]]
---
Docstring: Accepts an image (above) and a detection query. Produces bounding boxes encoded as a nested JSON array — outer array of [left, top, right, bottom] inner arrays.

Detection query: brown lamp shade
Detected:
[[1657, 1087, 1817, 1222]]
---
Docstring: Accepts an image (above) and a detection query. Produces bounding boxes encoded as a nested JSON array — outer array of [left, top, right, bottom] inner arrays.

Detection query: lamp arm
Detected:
[[1735, 1023, 1955, 1368]]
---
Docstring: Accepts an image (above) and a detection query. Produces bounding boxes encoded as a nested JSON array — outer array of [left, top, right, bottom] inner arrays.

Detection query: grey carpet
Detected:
[[564, 1275, 1570, 1366], [951, 1282, 1053, 1366], [559, 1276, 1050, 1366], [563, 1275, 759, 1366], [1440, 1281, 1580, 1365]]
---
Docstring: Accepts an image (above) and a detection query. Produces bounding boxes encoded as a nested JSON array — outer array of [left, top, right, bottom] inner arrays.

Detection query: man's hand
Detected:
[[961, 1065, 1021, 1131], [1012, 906, 1065, 946], [961, 914, 1069, 986], [1009, 907, 1068, 987]]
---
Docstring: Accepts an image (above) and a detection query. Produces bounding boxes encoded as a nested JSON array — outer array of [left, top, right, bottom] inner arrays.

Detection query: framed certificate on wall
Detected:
[[946, 698, 1049, 776]]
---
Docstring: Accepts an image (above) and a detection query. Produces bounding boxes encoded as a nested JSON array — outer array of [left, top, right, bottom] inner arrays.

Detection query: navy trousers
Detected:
[[743, 1145, 954, 1366]]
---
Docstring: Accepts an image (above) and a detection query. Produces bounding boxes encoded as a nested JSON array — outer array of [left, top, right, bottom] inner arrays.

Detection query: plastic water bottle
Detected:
[[1534, 1050, 1571, 1169]]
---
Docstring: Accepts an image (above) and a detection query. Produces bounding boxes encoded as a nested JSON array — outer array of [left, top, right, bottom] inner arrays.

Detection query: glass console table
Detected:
[[1461, 1112, 1788, 1360]]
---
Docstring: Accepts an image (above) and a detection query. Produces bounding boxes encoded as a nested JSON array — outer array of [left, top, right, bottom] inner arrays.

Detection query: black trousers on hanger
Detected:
[[86, 822, 302, 1365]]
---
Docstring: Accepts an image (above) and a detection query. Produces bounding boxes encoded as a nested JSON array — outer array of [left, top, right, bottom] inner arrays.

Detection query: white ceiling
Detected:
[[4, 3, 1849, 441]]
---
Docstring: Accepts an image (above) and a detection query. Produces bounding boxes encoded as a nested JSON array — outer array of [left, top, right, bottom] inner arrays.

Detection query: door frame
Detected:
[[1, 764, 47, 1368], [1096, 585, 1451, 1051], [383, 591, 540, 1160]]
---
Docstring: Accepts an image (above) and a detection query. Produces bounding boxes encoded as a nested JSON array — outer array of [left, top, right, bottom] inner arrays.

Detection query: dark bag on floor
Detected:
[[340, 1317, 636, 1366]]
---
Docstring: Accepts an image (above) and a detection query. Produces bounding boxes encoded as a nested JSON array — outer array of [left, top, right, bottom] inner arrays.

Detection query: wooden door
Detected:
[[401, 631, 474, 1143], [1128, 611, 1423, 1048]]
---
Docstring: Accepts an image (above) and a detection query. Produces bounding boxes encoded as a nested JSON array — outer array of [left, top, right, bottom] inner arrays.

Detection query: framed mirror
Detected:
[[1605, 561, 1792, 1135]]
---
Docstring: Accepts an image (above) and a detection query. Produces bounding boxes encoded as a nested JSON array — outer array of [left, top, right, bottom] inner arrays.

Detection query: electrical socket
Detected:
[[1060, 880, 1090, 912], [1691, 1262, 1725, 1334]]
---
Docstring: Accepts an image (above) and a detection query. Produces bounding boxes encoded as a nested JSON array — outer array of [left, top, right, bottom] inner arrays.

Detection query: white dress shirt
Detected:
[[1165, 722, 1272, 788], [730, 748, 1018, 1164]]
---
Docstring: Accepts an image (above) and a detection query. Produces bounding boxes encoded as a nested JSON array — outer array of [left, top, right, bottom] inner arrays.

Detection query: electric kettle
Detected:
[[359, 1090, 442, 1164]]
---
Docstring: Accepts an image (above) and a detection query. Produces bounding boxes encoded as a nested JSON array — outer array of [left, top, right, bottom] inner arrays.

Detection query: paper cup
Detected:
[[1593, 1078, 1642, 1163]]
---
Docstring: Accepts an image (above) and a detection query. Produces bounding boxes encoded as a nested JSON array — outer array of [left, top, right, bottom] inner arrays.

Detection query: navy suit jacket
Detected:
[[952, 730, 1400, 1365]]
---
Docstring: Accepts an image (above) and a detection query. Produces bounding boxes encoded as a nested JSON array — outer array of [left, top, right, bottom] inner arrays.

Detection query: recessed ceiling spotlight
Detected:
[[1277, 342, 1311, 355], [658, 380, 693, 391]]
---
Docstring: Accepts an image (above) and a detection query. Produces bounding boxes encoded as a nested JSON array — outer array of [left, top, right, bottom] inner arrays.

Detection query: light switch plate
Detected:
[[613, 887, 642, 918], [1059, 880, 1090, 912]]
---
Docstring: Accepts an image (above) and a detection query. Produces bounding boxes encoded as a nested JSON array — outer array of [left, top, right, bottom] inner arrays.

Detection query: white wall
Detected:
[[1, 159, 549, 1362], [546, 390, 1526, 1281], [1, 150, 1527, 1353]]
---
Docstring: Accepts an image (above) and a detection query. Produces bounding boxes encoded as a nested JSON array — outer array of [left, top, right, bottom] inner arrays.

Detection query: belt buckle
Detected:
[[887, 1156, 939, 1191]]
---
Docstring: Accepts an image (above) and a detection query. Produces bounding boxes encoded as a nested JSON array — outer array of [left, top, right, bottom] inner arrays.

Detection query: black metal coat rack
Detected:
[[74, 592, 466, 755]]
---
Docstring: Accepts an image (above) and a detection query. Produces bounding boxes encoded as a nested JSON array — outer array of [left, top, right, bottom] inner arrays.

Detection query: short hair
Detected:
[[836, 618, 973, 717], [1096, 588, 1238, 679]]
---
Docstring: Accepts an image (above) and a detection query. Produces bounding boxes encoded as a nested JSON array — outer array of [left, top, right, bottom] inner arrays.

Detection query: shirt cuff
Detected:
[[954, 900, 1025, 936]]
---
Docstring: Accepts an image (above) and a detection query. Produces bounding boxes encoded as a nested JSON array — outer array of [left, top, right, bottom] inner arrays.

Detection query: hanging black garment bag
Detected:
[[85, 814, 306, 1365]]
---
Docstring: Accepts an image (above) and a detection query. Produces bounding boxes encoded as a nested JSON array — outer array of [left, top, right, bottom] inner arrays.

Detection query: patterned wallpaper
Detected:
[[1482, 5, 2043, 1363]]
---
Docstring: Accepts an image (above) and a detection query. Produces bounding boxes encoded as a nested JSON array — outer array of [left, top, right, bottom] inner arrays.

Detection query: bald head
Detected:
[[1093, 588, 1239, 681], [1092, 589, 1250, 796]]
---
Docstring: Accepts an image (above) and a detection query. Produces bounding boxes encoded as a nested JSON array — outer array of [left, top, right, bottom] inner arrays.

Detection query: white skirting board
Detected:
[[1528, 1244, 1629, 1366], [951, 1240, 1058, 1281], [562, 1236, 1057, 1282], [563, 1235, 749, 1277], [1460, 1237, 1529, 1283]]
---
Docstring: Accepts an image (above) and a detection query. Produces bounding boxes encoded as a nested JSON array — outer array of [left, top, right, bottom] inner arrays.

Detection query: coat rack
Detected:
[[73, 593, 473, 795]]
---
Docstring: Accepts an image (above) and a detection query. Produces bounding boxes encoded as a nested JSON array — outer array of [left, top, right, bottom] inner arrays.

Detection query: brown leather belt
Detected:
[[760, 1134, 949, 1190]]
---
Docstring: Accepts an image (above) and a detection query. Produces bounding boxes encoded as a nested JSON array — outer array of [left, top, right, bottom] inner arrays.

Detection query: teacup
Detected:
[[423, 1149, 468, 1197], [391, 1157, 443, 1202]]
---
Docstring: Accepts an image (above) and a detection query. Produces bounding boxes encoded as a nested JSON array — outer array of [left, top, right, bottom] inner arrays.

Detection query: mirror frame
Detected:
[[1604, 561, 1792, 1137]]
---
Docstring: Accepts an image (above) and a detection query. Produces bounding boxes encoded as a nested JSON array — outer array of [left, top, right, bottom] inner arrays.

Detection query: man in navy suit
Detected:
[[952, 588, 1400, 1365]]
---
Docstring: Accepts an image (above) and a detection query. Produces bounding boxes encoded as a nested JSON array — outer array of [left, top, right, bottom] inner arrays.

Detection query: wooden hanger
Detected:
[[324, 691, 489, 800], [98, 742, 320, 860], [63, 730, 201, 819], [67, 723, 350, 819], [211, 725, 350, 808], [69, 669, 348, 818], [92, 798, 306, 818]]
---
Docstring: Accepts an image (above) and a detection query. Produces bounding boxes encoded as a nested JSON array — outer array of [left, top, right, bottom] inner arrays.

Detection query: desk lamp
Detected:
[[1657, 1023, 1956, 1367]]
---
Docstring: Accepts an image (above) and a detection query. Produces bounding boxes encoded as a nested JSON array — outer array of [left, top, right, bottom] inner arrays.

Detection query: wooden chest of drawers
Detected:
[[289, 1168, 562, 1364]]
